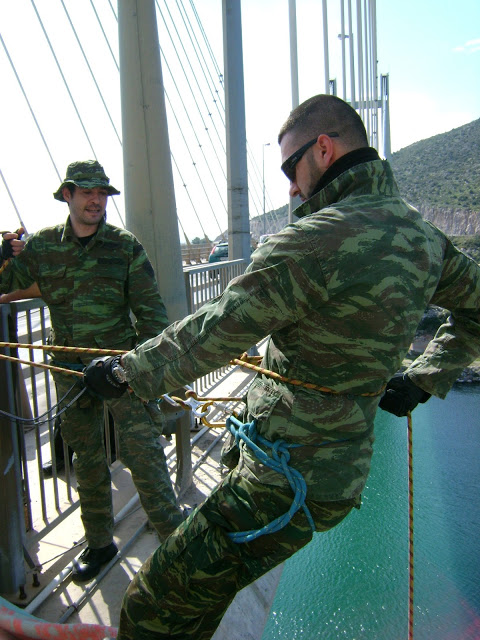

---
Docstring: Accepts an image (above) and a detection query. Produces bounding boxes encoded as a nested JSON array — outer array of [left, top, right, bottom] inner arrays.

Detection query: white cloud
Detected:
[[453, 38, 480, 53]]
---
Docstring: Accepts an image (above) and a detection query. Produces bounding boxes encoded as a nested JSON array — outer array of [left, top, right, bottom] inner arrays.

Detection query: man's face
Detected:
[[280, 131, 324, 201], [63, 186, 109, 231]]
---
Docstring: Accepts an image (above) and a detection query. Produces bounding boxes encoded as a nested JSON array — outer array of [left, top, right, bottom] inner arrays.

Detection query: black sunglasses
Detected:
[[281, 132, 339, 182]]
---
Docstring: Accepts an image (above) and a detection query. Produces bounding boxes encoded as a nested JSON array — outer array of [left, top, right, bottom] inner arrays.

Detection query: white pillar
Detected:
[[222, 0, 250, 262], [118, 0, 188, 322]]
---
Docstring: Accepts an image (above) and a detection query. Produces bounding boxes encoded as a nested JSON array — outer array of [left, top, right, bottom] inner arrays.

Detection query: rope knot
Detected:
[[225, 416, 315, 543]]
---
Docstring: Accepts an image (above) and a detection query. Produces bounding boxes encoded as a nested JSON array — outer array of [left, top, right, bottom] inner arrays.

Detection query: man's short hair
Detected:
[[278, 94, 368, 149], [63, 183, 76, 197]]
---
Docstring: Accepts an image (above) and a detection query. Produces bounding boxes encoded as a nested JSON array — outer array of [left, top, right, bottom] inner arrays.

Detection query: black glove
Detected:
[[379, 372, 431, 417], [1, 235, 14, 260], [83, 356, 128, 399]]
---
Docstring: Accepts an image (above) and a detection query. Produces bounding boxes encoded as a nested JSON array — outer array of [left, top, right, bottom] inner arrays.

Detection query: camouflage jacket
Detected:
[[0, 217, 168, 361], [124, 158, 480, 500]]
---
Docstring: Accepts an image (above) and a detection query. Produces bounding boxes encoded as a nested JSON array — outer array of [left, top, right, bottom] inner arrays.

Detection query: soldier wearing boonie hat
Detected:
[[53, 160, 121, 202], [0, 159, 185, 584]]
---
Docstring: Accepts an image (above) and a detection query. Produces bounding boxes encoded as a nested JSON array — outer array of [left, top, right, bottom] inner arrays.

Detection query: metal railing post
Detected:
[[0, 305, 27, 595]]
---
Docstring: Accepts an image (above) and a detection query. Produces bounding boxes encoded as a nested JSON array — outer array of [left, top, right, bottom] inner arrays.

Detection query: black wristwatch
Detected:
[[111, 356, 128, 384]]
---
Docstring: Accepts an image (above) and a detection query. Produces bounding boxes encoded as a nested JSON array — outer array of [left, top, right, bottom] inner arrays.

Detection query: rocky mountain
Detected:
[[389, 118, 480, 235], [249, 118, 480, 240]]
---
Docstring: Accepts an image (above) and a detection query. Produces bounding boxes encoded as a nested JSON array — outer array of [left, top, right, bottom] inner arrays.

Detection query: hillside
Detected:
[[390, 119, 480, 235], [390, 118, 480, 211], [246, 118, 480, 242]]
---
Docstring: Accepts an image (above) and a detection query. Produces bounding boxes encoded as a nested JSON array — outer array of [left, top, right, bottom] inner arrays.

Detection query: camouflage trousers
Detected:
[[117, 468, 359, 640], [53, 373, 184, 548]]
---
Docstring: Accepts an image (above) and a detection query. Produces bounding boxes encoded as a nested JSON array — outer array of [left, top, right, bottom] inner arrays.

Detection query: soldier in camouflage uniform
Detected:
[[0, 160, 184, 582], [85, 96, 480, 639]]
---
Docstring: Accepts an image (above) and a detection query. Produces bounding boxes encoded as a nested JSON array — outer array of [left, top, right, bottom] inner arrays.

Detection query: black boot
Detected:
[[42, 416, 72, 476], [71, 542, 118, 582]]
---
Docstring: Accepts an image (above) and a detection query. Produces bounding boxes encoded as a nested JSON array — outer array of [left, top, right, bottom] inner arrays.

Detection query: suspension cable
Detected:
[[170, 153, 209, 240], [165, 90, 224, 235], [156, 1, 227, 179], [29, 0, 124, 227], [176, 0, 225, 124], [0, 31, 61, 182], [60, 0, 122, 144], [160, 49, 227, 214], [89, 0, 119, 70], [0, 169, 27, 233], [30, 0, 97, 158], [157, 0, 226, 155]]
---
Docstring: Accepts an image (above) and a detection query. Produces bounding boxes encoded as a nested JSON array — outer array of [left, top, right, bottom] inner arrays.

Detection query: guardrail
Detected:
[[0, 258, 249, 596]]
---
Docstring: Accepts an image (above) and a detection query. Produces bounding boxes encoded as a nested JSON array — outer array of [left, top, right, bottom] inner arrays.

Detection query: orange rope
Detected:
[[0, 341, 125, 356], [230, 353, 386, 397], [0, 352, 83, 377], [1, 343, 386, 397], [407, 411, 414, 640], [0, 258, 12, 276]]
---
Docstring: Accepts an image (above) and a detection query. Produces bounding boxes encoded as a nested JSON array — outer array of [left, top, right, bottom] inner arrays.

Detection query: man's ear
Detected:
[[62, 186, 72, 203], [315, 134, 335, 168]]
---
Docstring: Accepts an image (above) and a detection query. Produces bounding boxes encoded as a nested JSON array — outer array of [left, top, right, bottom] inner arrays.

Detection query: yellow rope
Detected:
[[170, 388, 245, 428], [231, 353, 386, 397], [1, 342, 385, 424], [0, 342, 125, 356], [1, 343, 385, 396], [0, 258, 11, 276], [0, 352, 83, 377]]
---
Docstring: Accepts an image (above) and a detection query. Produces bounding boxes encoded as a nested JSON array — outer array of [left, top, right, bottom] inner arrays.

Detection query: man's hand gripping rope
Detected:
[[0, 344, 241, 427]]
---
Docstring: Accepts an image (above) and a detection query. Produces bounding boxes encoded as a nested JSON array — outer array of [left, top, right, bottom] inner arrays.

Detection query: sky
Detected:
[[0, 0, 479, 242]]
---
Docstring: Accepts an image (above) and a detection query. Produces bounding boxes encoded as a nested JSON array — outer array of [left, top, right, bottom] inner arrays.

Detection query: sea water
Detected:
[[262, 386, 480, 639]]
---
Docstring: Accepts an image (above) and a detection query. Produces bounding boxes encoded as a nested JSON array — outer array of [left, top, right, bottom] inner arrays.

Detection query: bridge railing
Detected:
[[0, 257, 249, 595]]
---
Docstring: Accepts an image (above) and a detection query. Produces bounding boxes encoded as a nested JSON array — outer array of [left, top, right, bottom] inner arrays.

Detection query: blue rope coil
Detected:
[[226, 415, 316, 543]]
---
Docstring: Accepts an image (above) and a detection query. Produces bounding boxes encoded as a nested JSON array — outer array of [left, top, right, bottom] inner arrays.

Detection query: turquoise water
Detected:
[[262, 386, 480, 639]]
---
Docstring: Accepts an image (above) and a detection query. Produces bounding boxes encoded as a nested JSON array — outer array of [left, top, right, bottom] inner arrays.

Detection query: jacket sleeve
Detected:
[[123, 237, 328, 400], [0, 237, 37, 294], [406, 240, 480, 398], [126, 238, 170, 344]]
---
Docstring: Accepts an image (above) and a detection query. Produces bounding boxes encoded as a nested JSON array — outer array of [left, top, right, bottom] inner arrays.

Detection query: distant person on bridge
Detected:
[[84, 96, 480, 640], [0, 160, 184, 582]]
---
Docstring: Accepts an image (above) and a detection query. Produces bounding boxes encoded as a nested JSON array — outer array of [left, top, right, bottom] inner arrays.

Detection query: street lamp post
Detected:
[[262, 142, 270, 236]]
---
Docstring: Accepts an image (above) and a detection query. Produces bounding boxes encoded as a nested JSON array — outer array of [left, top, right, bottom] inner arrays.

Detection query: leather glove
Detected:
[[1, 235, 14, 260], [379, 372, 431, 417], [83, 356, 128, 399]]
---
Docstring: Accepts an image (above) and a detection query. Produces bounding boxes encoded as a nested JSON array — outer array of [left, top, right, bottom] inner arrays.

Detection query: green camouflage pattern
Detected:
[[53, 373, 183, 546], [123, 158, 480, 501], [117, 157, 480, 639], [0, 215, 183, 543], [0, 216, 169, 357], [53, 159, 120, 201], [117, 469, 358, 640]]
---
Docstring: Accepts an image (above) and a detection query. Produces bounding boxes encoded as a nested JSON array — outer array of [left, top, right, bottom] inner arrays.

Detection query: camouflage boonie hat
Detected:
[[53, 160, 121, 202]]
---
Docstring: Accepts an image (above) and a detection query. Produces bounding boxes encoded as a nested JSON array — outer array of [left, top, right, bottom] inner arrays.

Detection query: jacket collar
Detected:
[[293, 149, 400, 219], [61, 215, 106, 245]]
